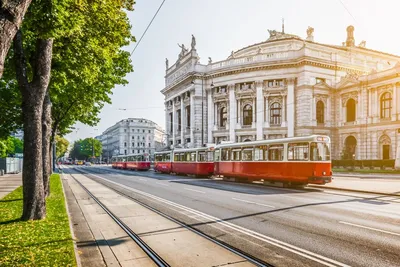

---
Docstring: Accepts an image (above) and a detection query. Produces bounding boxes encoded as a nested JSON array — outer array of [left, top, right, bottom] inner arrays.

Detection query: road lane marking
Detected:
[[80, 170, 349, 267], [139, 178, 147, 181], [156, 182, 169, 186], [232, 198, 275, 208], [339, 221, 400, 237], [184, 188, 205, 194]]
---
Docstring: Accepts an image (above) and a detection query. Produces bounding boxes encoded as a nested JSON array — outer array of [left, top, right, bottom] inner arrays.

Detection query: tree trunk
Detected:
[[0, 0, 32, 78], [42, 92, 52, 197], [14, 31, 53, 220]]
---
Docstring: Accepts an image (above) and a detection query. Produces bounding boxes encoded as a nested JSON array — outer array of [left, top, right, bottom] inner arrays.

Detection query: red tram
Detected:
[[111, 153, 150, 171], [155, 147, 215, 177], [214, 135, 331, 185]]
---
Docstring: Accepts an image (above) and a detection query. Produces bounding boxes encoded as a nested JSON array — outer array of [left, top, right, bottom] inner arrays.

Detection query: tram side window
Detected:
[[268, 145, 284, 161], [221, 148, 231, 161], [198, 152, 206, 162], [174, 153, 179, 162], [310, 142, 330, 161], [207, 151, 214, 161], [185, 152, 191, 162], [254, 146, 268, 161], [232, 150, 241, 161], [179, 153, 185, 162], [215, 149, 221, 161], [155, 154, 163, 162], [242, 148, 253, 161], [165, 153, 171, 162], [288, 142, 309, 161], [191, 152, 196, 162]]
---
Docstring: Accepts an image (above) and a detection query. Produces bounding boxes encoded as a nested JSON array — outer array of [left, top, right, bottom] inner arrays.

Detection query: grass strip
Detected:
[[0, 174, 76, 266]]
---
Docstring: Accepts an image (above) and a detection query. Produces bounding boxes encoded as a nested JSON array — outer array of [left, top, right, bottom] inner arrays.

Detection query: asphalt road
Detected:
[[72, 166, 400, 267]]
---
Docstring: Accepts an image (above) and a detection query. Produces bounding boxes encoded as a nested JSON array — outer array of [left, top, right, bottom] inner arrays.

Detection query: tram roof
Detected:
[[215, 135, 330, 149]]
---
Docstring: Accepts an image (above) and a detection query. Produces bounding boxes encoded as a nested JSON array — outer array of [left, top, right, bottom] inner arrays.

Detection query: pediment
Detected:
[[336, 73, 360, 88], [314, 81, 332, 90]]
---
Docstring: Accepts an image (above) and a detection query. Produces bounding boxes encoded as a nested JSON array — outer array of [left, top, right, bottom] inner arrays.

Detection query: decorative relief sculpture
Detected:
[[341, 91, 358, 106]]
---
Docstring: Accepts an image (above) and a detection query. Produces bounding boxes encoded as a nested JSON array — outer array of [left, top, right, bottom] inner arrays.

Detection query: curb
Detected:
[[308, 185, 400, 197], [59, 170, 82, 267]]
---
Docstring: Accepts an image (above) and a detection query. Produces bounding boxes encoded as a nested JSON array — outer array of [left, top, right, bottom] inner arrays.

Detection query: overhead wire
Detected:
[[130, 0, 167, 56]]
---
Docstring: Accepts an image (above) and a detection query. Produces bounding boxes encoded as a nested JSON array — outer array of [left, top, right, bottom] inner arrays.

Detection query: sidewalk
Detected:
[[310, 176, 400, 196], [0, 173, 22, 199], [333, 172, 400, 179]]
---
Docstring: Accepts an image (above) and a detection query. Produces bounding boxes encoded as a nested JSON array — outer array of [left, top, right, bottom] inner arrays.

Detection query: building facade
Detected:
[[100, 118, 165, 160], [161, 26, 400, 160]]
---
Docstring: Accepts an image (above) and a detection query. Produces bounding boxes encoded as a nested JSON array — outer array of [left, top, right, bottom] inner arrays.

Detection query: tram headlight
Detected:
[[322, 171, 326, 175]]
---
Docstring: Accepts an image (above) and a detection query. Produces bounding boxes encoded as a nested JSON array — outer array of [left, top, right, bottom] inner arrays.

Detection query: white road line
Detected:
[[139, 178, 147, 181], [184, 188, 206, 194], [81, 170, 349, 267], [232, 198, 275, 208], [339, 221, 400, 237], [156, 182, 169, 186]]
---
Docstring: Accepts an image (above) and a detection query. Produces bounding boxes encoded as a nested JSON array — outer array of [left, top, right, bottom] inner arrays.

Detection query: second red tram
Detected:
[[154, 147, 215, 177]]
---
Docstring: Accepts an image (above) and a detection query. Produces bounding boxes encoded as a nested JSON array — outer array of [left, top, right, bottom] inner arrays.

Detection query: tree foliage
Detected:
[[70, 138, 102, 160], [0, 136, 23, 156], [0, 141, 6, 158], [55, 136, 69, 159]]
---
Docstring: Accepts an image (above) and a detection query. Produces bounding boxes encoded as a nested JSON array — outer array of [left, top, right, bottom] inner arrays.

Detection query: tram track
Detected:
[[67, 171, 170, 267], [66, 167, 270, 267]]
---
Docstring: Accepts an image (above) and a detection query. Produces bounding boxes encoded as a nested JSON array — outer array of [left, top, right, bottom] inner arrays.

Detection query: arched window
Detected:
[[220, 107, 227, 127], [380, 92, 392, 118], [243, 104, 253, 126], [346, 98, 356, 122], [316, 101, 324, 124], [270, 102, 282, 125], [344, 135, 357, 159]]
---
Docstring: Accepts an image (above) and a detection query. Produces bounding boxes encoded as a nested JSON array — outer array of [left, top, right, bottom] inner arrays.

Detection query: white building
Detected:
[[161, 25, 400, 160], [100, 118, 165, 160]]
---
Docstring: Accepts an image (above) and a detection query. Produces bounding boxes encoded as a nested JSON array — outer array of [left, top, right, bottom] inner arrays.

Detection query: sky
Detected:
[[66, 0, 400, 142]]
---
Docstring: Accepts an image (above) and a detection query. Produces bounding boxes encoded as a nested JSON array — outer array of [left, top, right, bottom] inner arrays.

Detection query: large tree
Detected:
[[0, 0, 32, 78], [0, 0, 134, 219]]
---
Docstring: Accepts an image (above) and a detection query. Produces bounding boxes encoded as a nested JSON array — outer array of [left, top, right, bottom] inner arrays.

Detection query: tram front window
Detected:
[[310, 142, 330, 161]]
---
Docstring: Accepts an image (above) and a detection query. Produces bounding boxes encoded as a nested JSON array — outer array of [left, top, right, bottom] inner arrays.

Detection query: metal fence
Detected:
[[0, 157, 23, 174]]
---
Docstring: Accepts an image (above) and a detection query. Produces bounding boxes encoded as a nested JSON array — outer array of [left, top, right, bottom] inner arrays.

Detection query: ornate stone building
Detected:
[[161, 26, 400, 160]]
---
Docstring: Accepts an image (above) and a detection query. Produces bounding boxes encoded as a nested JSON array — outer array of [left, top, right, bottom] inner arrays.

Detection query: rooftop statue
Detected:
[[191, 34, 196, 49], [208, 57, 212, 64], [165, 58, 169, 69], [178, 43, 188, 58]]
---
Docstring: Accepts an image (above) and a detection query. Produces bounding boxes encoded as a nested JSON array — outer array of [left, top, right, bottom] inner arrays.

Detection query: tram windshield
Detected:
[[310, 142, 330, 161]]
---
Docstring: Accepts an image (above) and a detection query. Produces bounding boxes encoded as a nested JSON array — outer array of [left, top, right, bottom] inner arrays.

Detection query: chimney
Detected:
[[346, 25, 355, 47]]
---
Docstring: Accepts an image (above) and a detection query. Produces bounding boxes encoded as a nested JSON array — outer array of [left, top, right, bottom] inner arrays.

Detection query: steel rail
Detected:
[[72, 167, 271, 267], [68, 172, 170, 267]]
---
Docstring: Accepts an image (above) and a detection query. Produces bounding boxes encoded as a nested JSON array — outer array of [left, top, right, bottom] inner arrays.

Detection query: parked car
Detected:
[[85, 162, 92, 166]]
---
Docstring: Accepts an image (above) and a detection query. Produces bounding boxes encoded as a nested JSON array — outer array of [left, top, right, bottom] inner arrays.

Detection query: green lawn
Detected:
[[333, 168, 400, 174], [0, 174, 76, 266]]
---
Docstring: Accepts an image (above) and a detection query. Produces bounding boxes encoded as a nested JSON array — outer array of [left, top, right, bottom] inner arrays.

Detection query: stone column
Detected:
[[237, 98, 241, 126], [287, 78, 295, 137], [207, 90, 214, 143], [265, 96, 270, 127], [395, 129, 400, 169], [256, 81, 263, 140], [326, 97, 331, 127], [311, 95, 317, 126], [190, 90, 195, 147], [165, 103, 169, 136], [368, 89, 372, 123], [252, 97, 256, 128], [172, 100, 176, 147], [392, 83, 397, 121], [180, 96, 184, 145], [229, 85, 236, 142], [397, 83, 400, 119], [374, 89, 379, 123], [357, 90, 362, 124], [282, 94, 287, 127]]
